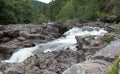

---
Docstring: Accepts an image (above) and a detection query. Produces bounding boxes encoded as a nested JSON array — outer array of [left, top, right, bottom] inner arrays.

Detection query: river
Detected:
[[3, 26, 107, 63]]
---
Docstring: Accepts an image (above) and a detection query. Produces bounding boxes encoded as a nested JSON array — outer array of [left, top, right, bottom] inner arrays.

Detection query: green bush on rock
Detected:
[[107, 57, 120, 74]]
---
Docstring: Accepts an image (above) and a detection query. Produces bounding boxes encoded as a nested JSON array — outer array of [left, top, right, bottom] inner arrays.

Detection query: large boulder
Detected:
[[75, 35, 103, 59], [75, 36, 103, 50], [92, 40, 120, 62], [63, 40, 120, 74], [63, 60, 111, 74]]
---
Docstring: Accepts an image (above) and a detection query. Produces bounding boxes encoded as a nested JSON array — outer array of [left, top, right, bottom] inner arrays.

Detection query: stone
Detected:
[[1, 37, 10, 42], [0, 31, 3, 37], [63, 60, 111, 74], [0, 22, 118, 74], [0, 24, 65, 59], [17, 37, 26, 41], [92, 40, 120, 62], [2, 49, 85, 74], [63, 39, 120, 74], [5, 64, 25, 74], [75, 36, 103, 50], [75, 35, 103, 59], [0, 72, 3, 74]]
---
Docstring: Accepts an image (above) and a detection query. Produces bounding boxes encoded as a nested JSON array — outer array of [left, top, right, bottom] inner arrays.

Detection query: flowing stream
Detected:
[[3, 26, 108, 63]]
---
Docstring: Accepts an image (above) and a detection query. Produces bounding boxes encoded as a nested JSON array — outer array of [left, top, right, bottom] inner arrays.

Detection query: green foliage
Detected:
[[1, 0, 120, 24], [0, 0, 48, 24], [56, 0, 109, 22], [104, 35, 112, 44], [111, 0, 120, 17], [97, 12, 108, 21], [112, 23, 120, 34], [114, 23, 120, 29], [46, 0, 69, 20], [107, 57, 120, 74], [33, 13, 48, 24], [0, 0, 16, 24], [57, 1, 75, 21], [77, 5, 97, 22]]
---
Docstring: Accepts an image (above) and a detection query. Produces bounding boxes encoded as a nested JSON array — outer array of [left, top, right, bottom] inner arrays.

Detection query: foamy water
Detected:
[[3, 26, 107, 63]]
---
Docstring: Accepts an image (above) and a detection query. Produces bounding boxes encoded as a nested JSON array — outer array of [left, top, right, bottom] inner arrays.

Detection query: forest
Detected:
[[0, 0, 120, 24]]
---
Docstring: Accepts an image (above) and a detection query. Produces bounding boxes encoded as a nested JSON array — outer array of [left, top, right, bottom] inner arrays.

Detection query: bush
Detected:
[[112, 23, 120, 34], [33, 14, 48, 24], [107, 57, 120, 74], [111, 0, 120, 17], [114, 23, 120, 29], [97, 12, 108, 21]]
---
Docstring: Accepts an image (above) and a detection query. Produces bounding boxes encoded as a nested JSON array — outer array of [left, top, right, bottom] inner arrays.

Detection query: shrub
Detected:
[[107, 57, 120, 74], [111, 0, 120, 17], [97, 12, 108, 21], [112, 23, 120, 34]]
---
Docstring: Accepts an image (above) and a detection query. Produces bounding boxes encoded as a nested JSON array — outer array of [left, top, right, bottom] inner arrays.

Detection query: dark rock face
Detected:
[[0, 23, 70, 59]]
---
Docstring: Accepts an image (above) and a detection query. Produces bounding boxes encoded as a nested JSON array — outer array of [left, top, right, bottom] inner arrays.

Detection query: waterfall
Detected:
[[3, 26, 108, 63]]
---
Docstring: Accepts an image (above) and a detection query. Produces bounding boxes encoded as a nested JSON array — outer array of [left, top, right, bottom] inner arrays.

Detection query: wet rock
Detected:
[[76, 36, 103, 49], [91, 40, 120, 62], [75, 35, 103, 59]]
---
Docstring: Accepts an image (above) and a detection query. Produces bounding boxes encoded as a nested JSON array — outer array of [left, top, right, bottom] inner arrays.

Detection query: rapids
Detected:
[[3, 26, 108, 63]]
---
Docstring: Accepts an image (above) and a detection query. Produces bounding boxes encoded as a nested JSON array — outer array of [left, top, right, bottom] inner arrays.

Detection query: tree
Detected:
[[0, 0, 48, 24], [0, 0, 16, 24], [46, 0, 69, 21], [111, 0, 120, 17], [57, 1, 75, 21]]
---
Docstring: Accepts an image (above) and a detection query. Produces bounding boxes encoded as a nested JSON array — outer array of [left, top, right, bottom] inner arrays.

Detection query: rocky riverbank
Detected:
[[0, 21, 120, 74], [0, 22, 71, 59], [1, 34, 119, 74]]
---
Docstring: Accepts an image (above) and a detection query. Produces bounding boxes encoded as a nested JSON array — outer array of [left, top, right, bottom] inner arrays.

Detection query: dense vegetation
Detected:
[[0, 0, 120, 24], [0, 0, 47, 24]]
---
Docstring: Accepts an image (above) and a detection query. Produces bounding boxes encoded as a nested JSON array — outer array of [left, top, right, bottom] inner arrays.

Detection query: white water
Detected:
[[4, 26, 108, 63]]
